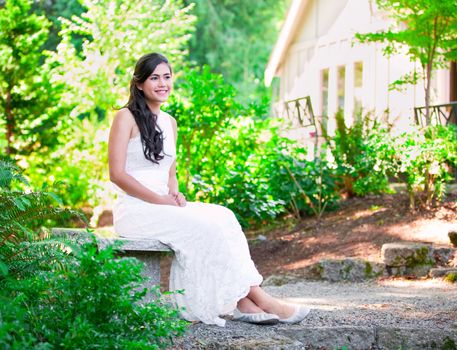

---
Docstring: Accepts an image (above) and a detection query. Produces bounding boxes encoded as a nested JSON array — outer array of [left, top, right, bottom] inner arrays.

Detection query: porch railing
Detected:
[[414, 102, 457, 126], [284, 96, 316, 129], [283, 96, 321, 158]]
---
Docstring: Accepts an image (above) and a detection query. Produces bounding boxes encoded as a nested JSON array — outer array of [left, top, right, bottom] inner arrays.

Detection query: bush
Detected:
[[0, 160, 187, 349], [2, 242, 187, 350], [323, 110, 396, 197], [393, 124, 457, 209], [258, 136, 339, 220], [167, 66, 340, 226]]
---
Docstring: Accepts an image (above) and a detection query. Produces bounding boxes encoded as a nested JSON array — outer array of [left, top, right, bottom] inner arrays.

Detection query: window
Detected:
[[337, 65, 346, 110], [354, 62, 364, 114]]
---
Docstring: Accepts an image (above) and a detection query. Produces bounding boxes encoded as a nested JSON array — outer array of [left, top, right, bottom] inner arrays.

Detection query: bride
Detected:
[[108, 52, 310, 327]]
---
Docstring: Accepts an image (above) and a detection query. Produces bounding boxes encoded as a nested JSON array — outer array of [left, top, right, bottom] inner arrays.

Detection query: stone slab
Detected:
[[381, 242, 433, 267], [173, 280, 457, 349], [302, 258, 386, 282], [51, 228, 172, 252], [430, 267, 457, 278], [376, 326, 457, 350], [283, 326, 376, 350], [51, 227, 172, 301]]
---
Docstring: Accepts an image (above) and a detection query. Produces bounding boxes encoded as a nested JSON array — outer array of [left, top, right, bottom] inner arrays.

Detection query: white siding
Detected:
[[274, 0, 452, 144]]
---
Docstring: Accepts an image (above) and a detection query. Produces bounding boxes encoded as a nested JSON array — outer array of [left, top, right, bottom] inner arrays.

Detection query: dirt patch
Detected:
[[249, 190, 457, 279]]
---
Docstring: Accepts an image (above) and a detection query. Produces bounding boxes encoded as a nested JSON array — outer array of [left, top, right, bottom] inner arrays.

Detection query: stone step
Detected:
[[300, 258, 386, 282], [174, 280, 457, 350], [430, 267, 457, 278], [381, 242, 434, 267], [381, 242, 456, 277], [175, 323, 457, 350]]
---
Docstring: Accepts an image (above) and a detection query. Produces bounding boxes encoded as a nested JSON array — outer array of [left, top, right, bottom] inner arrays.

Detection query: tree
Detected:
[[0, 0, 52, 155], [184, 0, 290, 103], [356, 0, 457, 123], [49, 0, 196, 121], [22, 0, 196, 218]]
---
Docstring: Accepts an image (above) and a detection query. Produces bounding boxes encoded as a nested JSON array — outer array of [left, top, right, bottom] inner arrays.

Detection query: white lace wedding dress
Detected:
[[112, 110, 263, 326]]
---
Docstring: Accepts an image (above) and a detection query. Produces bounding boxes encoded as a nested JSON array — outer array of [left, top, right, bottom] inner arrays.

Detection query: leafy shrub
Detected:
[[393, 124, 457, 209], [23, 118, 112, 227], [0, 159, 82, 276], [167, 66, 340, 226], [323, 110, 396, 197], [2, 242, 187, 350], [257, 136, 339, 220], [0, 160, 187, 349]]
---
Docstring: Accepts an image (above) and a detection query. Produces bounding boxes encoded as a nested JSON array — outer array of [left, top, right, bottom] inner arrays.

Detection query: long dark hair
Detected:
[[127, 53, 172, 164]]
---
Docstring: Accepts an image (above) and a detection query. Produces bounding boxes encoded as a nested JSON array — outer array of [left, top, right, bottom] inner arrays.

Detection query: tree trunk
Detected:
[[424, 62, 432, 125]]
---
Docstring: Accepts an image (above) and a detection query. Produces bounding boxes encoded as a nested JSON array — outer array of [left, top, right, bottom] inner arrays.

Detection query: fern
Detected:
[[0, 159, 29, 189], [0, 160, 86, 277]]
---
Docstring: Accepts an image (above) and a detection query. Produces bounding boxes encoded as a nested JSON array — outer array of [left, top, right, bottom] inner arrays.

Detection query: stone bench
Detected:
[[51, 228, 172, 301]]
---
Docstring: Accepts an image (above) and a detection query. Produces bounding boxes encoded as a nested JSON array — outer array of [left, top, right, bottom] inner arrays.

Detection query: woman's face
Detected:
[[138, 62, 172, 104]]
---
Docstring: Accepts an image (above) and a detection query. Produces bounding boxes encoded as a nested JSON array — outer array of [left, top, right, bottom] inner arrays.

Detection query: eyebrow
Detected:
[[151, 73, 172, 76]]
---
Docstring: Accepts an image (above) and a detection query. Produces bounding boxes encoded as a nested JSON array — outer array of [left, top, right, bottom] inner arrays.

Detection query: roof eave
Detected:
[[265, 0, 310, 87]]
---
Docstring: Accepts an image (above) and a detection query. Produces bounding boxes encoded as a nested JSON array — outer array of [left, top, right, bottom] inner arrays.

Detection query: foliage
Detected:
[[49, 0, 195, 121], [259, 138, 339, 220], [2, 243, 187, 349], [32, 0, 86, 51], [393, 124, 457, 209], [23, 118, 111, 226], [0, 159, 84, 276], [17, 0, 195, 224], [0, 0, 66, 156], [355, 0, 457, 122], [167, 67, 339, 226], [184, 0, 290, 102], [323, 110, 396, 197], [167, 66, 283, 226], [0, 160, 187, 349], [444, 272, 457, 283]]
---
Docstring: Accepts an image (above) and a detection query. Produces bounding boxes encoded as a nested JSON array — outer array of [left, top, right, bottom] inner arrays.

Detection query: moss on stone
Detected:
[[364, 262, 373, 277], [405, 246, 434, 268], [442, 336, 457, 350], [342, 263, 352, 279], [445, 272, 457, 283]]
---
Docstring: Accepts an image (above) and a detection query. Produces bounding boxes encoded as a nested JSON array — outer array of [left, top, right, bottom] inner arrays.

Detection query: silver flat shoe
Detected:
[[278, 305, 311, 324], [232, 309, 280, 325]]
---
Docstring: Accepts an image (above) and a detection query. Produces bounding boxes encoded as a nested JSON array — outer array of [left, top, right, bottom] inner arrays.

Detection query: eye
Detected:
[[150, 76, 158, 81]]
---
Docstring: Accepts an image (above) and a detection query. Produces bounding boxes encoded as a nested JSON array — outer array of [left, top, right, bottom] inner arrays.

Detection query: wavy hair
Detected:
[[127, 53, 172, 164]]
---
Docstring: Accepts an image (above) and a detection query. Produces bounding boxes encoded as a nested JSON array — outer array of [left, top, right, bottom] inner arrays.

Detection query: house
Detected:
[[265, 0, 456, 139]]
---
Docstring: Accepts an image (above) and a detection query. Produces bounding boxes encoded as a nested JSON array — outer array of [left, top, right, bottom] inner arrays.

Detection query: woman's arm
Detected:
[[108, 108, 178, 206], [168, 116, 186, 206]]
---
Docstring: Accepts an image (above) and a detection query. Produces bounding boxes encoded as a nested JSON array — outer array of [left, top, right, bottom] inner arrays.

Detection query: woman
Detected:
[[108, 52, 310, 327]]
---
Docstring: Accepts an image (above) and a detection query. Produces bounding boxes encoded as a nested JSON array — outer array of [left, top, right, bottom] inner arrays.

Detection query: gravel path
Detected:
[[267, 279, 457, 330], [174, 279, 457, 350]]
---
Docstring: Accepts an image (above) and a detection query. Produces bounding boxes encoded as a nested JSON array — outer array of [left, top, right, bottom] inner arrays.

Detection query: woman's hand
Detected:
[[176, 192, 187, 207], [169, 191, 187, 207], [159, 194, 180, 206]]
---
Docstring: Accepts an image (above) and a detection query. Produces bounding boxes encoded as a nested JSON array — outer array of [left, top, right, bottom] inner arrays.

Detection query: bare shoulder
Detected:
[[114, 107, 135, 124], [110, 108, 137, 140]]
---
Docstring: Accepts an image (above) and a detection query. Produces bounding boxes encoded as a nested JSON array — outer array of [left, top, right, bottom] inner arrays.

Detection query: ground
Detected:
[[249, 187, 457, 279], [156, 187, 457, 287]]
